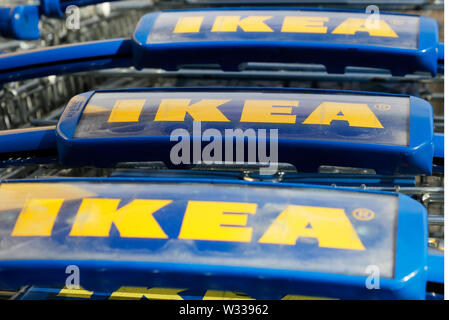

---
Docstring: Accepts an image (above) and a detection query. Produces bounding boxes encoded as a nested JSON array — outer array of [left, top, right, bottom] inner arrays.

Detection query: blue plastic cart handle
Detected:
[[184, 0, 431, 5], [0, 5, 41, 40], [0, 178, 428, 299], [40, 0, 122, 18], [0, 8, 443, 81], [433, 133, 444, 158], [427, 249, 443, 284], [0, 87, 440, 175], [0, 1, 124, 40], [0, 38, 133, 83]]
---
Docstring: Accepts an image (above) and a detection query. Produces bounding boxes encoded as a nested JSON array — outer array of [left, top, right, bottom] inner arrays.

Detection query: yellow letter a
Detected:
[[332, 18, 398, 38], [258, 205, 365, 250], [302, 101, 383, 128]]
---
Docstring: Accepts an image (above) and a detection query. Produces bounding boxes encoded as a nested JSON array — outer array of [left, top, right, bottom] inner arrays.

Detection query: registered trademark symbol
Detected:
[[352, 208, 375, 221], [374, 104, 391, 111]]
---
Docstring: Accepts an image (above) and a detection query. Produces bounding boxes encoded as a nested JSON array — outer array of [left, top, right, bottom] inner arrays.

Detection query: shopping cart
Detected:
[[0, 3, 444, 300]]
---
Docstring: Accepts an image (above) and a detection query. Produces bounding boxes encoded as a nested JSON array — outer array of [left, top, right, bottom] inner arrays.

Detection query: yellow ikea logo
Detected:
[[172, 15, 399, 38], [87, 98, 384, 129], [56, 286, 335, 300], [11, 198, 365, 251]]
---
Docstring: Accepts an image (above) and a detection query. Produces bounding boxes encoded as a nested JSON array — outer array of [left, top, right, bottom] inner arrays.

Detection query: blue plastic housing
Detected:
[[40, 0, 122, 18], [427, 249, 444, 284], [55, 87, 434, 174], [0, 8, 442, 84], [0, 5, 41, 40], [0, 178, 428, 299], [133, 8, 441, 76], [0, 39, 133, 84]]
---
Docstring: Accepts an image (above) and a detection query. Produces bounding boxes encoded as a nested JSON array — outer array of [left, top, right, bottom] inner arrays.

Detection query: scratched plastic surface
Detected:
[[73, 91, 410, 146], [146, 10, 420, 49], [0, 181, 397, 278]]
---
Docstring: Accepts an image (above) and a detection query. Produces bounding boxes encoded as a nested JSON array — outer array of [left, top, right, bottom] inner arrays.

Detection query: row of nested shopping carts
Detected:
[[0, 0, 444, 300]]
